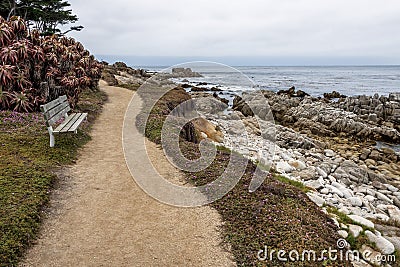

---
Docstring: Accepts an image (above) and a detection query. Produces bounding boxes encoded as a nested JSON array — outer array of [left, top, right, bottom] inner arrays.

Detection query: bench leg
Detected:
[[47, 127, 55, 147]]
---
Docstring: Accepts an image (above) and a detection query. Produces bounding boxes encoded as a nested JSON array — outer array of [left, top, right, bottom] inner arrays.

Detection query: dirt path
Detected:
[[21, 81, 234, 267]]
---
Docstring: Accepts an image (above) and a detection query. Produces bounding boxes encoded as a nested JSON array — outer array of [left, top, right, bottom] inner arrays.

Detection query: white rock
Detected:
[[320, 188, 329, 195], [289, 160, 307, 170], [276, 161, 295, 173], [332, 218, 340, 228], [326, 197, 339, 205], [338, 207, 350, 215], [365, 230, 395, 255], [342, 189, 354, 199], [328, 175, 336, 183], [365, 213, 389, 222], [364, 195, 376, 203], [305, 180, 324, 190], [280, 152, 293, 161], [306, 192, 325, 207], [316, 167, 328, 178], [387, 205, 400, 223], [385, 184, 399, 192], [366, 189, 377, 197], [375, 191, 393, 203], [338, 230, 348, 238], [348, 224, 363, 238], [324, 149, 335, 157], [347, 197, 363, 207], [376, 204, 389, 211], [326, 185, 344, 198], [348, 215, 374, 229]]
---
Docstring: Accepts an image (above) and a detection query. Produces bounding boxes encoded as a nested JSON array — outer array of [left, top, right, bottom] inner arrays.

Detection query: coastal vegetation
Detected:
[[0, 14, 105, 266], [0, 15, 102, 112]]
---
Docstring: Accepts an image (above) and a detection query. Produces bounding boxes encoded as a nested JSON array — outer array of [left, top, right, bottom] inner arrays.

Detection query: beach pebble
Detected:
[[276, 161, 295, 173], [387, 205, 400, 223], [348, 215, 374, 229], [375, 191, 393, 203], [306, 192, 325, 207], [316, 167, 328, 178], [325, 184, 344, 198], [324, 149, 335, 157], [365, 230, 395, 254], [385, 184, 399, 192], [347, 197, 363, 207], [305, 180, 324, 190], [289, 160, 307, 170], [320, 188, 330, 195], [338, 230, 348, 239], [348, 224, 363, 238]]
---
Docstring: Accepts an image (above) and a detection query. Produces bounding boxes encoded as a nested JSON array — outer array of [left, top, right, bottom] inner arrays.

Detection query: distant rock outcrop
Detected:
[[171, 68, 203, 78]]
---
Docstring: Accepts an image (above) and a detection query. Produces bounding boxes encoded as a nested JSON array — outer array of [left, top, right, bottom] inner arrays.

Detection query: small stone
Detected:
[[365, 159, 377, 166], [348, 215, 374, 229], [365, 230, 395, 254], [289, 160, 307, 170], [348, 224, 363, 238], [306, 192, 325, 207], [332, 218, 340, 228], [326, 185, 344, 198], [276, 161, 295, 173], [347, 197, 363, 207], [320, 188, 329, 195], [387, 205, 400, 223], [338, 207, 350, 215], [385, 184, 399, 192], [364, 195, 376, 203], [393, 197, 400, 209], [324, 149, 335, 157], [375, 191, 393, 203], [365, 213, 389, 222], [372, 181, 386, 190], [305, 180, 324, 190], [359, 148, 371, 161], [338, 230, 348, 238], [316, 167, 328, 178]]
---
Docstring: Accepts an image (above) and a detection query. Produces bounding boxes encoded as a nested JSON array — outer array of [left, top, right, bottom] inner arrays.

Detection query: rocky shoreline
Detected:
[[192, 87, 400, 266], [103, 63, 399, 266]]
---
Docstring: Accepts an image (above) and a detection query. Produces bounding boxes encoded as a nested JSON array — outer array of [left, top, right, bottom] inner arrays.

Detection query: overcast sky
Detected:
[[66, 0, 400, 66]]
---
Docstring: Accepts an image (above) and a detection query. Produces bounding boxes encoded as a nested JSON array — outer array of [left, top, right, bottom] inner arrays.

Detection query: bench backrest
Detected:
[[40, 95, 71, 127]]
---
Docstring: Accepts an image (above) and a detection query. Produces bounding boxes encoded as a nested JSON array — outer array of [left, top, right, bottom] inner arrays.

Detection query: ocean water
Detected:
[[141, 65, 400, 97]]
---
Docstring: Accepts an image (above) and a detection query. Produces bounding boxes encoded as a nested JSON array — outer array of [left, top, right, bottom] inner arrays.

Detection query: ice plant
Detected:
[[0, 15, 103, 112]]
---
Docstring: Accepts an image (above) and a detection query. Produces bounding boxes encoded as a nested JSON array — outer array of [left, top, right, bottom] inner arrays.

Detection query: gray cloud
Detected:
[[65, 0, 400, 65]]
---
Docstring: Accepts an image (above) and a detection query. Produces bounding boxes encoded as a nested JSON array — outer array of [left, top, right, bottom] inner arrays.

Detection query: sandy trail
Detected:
[[21, 81, 234, 267]]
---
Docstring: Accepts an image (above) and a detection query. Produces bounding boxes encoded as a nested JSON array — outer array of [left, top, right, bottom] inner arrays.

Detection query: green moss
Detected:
[[0, 88, 107, 266], [275, 175, 310, 193], [326, 206, 374, 232]]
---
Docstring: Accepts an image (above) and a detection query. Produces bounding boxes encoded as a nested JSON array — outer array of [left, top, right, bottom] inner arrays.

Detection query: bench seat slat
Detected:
[[68, 113, 88, 132], [53, 113, 79, 133]]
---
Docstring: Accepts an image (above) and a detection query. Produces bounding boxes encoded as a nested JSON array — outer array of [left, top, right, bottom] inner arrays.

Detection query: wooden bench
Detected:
[[40, 95, 87, 147]]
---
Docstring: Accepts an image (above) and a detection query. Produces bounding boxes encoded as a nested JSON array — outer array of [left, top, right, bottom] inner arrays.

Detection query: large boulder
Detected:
[[192, 117, 224, 143]]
